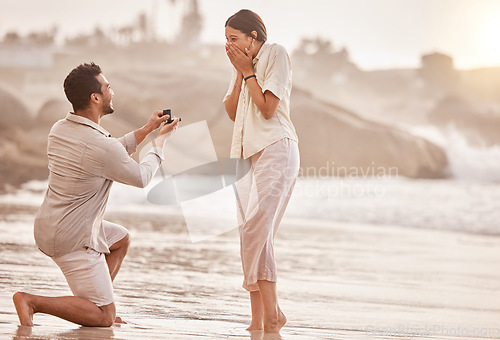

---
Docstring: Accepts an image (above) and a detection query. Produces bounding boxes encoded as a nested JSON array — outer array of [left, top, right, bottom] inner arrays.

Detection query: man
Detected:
[[12, 62, 179, 327]]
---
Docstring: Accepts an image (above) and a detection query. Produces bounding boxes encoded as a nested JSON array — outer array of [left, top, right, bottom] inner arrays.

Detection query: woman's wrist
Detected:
[[235, 73, 244, 84], [241, 66, 254, 79], [233, 73, 244, 92], [243, 74, 256, 81]]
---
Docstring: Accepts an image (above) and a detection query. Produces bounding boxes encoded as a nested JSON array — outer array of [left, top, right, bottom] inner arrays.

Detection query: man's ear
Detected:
[[91, 93, 99, 103]]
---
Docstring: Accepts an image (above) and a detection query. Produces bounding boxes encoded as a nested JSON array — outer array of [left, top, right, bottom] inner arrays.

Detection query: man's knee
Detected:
[[101, 316, 114, 327], [122, 233, 131, 248], [111, 233, 131, 252]]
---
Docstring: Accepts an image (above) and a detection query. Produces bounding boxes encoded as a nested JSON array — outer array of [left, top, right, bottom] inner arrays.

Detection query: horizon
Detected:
[[1, 0, 500, 70]]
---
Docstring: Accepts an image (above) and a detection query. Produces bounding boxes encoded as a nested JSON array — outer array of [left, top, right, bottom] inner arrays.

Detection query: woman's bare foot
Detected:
[[263, 308, 287, 333], [246, 323, 263, 331], [277, 308, 287, 331], [263, 314, 285, 333], [12, 292, 35, 327]]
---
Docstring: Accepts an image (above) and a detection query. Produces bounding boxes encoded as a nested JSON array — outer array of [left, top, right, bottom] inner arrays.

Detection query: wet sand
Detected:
[[1, 203, 500, 339]]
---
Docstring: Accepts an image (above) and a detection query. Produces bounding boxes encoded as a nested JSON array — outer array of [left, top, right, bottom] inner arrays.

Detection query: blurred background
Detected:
[[1, 0, 500, 192], [0, 0, 499, 196]]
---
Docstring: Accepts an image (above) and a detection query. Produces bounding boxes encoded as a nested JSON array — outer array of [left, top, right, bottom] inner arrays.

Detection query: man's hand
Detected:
[[135, 110, 176, 146], [146, 110, 170, 131], [153, 118, 180, 148]]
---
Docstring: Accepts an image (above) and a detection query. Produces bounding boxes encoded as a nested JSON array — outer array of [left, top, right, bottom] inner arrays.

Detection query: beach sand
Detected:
[[1, 203, 499, 339]]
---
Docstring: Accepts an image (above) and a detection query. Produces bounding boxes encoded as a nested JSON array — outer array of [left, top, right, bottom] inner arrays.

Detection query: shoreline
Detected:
[[2, 200, 500, 238]]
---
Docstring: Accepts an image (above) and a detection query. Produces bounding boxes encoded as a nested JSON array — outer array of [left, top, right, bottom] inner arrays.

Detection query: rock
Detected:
[[291, 88, 448, 178], [0, 82, 33, 130], [0, 67, 450, 192], [35, 99, 70, 128]]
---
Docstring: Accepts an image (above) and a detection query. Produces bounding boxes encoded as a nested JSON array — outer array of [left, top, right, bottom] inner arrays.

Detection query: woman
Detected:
[[223, 9, 300, 334]]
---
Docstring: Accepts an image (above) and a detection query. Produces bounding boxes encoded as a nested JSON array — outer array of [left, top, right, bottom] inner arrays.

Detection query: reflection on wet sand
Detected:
[[13, 325, 115, 340]]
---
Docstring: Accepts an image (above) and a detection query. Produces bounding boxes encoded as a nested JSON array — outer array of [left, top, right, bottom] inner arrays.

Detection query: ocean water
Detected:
[[6, 175, 499, 236], [290, 177, 500, 235]]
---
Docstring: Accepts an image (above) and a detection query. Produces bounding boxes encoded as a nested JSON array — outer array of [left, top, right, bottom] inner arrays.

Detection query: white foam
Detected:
[[408, 124, 500, 182]]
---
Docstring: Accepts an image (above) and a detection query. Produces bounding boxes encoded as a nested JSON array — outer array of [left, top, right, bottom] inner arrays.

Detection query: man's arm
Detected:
[[104, 118, 180, 188], [134, 123, 155, 146]]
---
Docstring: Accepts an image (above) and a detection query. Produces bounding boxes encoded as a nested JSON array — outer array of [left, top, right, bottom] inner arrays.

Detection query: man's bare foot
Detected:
[[114, 316, 127, 324], [13, 325, 33, 340], [12, 292, 35, 327]]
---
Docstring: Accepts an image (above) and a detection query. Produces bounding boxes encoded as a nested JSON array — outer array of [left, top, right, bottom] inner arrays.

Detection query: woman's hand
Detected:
[[225, 42, 254, 77]]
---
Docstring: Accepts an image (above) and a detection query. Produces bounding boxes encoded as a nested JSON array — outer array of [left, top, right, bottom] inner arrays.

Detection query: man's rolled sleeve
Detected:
[[117, 132, 138, 155], [103, 140, 163, 188]]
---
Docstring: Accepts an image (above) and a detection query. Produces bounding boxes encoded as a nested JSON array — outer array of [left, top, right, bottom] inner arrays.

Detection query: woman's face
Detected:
[[225, 26, 253, 54]]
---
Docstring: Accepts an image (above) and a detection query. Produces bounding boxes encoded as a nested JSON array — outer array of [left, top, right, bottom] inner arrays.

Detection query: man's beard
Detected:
[[103, 101, 114, 115]]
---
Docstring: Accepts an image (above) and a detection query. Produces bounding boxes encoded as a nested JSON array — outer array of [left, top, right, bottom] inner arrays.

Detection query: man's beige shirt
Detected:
[[34, 113, 164, 257], [223, 43, 298, 159]]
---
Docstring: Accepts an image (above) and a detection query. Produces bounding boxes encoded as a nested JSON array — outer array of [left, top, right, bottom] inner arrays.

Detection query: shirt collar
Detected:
[[65, 112, 111, 137], [253, 42, 269, 65]]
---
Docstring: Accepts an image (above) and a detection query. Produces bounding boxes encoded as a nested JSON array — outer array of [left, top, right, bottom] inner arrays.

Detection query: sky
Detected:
[[1, 0, 500, 70]]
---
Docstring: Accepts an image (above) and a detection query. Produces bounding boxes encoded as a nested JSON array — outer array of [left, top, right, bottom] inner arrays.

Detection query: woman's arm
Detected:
[[224, 72, 244, 122], [226, 42, 280, 120], [243, 77, 280, 120]]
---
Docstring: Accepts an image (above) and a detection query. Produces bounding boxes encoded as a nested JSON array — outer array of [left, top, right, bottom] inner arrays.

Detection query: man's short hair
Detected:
[[63, 62, 102, 111]]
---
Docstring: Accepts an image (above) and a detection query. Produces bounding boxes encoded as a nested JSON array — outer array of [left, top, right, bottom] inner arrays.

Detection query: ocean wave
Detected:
[[408, 125, 500, 182], [3, 175, 498, 236]]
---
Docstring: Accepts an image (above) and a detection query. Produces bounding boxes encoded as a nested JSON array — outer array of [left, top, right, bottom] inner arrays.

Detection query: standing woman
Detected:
[[223, 9, 300, 334]]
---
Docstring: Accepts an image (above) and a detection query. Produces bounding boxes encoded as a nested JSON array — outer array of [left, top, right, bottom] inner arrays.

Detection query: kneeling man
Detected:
[[13, 62, 179, 327]]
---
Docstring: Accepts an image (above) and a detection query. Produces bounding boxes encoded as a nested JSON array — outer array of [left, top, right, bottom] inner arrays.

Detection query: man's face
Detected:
[[96, 73, 114, 115]]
